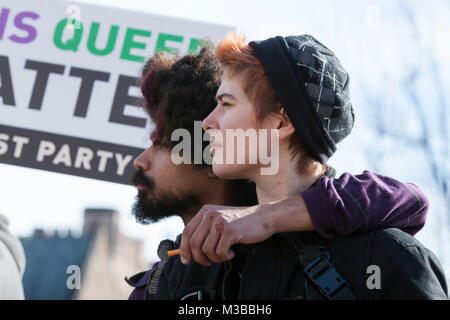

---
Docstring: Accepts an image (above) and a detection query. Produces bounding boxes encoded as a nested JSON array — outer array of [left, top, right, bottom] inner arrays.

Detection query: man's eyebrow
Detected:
[[216, 93, 236, 101]]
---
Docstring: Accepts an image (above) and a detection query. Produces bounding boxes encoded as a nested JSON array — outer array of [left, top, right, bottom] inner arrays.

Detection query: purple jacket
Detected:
[[125, 264, 158, 300], [126, 170, 429, 299], [301, 171, 428, 239]]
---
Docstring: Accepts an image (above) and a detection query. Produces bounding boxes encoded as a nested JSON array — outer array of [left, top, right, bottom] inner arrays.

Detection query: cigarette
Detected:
[[167, 249, 181, 257]]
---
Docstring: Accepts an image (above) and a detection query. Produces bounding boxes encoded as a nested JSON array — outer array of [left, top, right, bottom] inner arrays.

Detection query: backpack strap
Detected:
[[279, 232, 356, 300]]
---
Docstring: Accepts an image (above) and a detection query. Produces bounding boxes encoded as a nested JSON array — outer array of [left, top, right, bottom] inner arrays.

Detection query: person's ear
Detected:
[[275, 109, 295, 141], [259, 108, 295, 141]]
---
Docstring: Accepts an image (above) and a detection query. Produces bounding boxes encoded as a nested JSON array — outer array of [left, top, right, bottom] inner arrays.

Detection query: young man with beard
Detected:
[[125, 46, 443, 300]]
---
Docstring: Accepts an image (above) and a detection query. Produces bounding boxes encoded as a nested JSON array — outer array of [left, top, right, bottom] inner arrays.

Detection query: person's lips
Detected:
[[131, 170, 154, 191], [137, 184, 152, 199], [210, 143, 221, 156]]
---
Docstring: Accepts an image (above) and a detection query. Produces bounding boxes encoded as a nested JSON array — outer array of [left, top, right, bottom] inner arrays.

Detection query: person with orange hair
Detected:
[[191, 33, 448, 299], [126, 41, 445, 300]]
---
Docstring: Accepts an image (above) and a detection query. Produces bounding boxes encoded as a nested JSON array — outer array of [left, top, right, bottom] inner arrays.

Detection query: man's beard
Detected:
[[131, 170, 201, 224]]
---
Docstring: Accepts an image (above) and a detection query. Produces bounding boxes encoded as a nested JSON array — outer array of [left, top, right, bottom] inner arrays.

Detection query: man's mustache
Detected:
[[131, 170, 155, 190]]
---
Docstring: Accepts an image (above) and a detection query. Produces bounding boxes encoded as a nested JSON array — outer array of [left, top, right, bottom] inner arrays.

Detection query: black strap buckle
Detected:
[[304, 250, 350, 300]]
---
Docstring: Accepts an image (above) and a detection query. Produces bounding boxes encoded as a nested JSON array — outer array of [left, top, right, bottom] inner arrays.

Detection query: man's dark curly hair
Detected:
[[140, 47, 257, 207], [140, 46, 220, 168]]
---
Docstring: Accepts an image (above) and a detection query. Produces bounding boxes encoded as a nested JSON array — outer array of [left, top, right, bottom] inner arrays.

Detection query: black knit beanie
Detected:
[[249, 35, 355, 163]]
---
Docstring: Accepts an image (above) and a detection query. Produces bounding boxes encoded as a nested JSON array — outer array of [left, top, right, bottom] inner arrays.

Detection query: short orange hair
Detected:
[[215, 32, 324, 174], [215, 33, 280, 122]]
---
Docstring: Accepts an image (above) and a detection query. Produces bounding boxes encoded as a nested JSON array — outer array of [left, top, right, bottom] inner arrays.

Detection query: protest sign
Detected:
[[0, 0, 232, 184]]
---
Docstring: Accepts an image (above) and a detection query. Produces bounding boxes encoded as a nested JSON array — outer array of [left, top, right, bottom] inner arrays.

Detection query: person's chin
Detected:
[[132, 196, 168, 224], [212, 163, 247, 180], [137, 189, 152, 200]]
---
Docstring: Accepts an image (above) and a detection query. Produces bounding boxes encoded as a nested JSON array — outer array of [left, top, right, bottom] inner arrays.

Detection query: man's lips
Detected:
[[136, 185, 152, 198], [131, 170, 154, 192]]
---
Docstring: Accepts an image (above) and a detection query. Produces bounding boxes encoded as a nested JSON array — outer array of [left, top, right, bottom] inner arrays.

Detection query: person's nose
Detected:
[[202, 105, 219, 132], [133, 148, 152, 171]]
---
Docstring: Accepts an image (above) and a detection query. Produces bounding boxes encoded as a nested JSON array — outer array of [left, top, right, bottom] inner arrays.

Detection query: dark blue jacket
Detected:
[[127, 229, 448, 300]]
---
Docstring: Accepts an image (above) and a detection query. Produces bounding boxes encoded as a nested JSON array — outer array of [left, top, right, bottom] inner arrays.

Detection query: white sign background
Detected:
[[0, 0, 232, 184]]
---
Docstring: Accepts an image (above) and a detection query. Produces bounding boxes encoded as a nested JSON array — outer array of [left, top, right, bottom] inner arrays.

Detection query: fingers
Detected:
[[180, 212, 202, 265], [189, 214, 214, 266], [216, 225, 239, 262], [180, 205, 245, 266], [201, 221, 241, 263], [181, 205, 216, 266], [200, 223, 222, 263]]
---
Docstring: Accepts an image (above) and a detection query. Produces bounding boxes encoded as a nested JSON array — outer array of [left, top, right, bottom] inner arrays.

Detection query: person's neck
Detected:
[[252, 149, 323, 204], [179, 177, 229, 226], [180, 205, 202, 226]]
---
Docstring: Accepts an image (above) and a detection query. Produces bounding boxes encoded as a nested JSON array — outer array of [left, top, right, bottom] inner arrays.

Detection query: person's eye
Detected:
[[153, 139, 169, 149], [221, 101, 232, 108]]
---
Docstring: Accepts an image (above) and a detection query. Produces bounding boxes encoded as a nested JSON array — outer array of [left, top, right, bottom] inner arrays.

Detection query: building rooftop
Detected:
[[21, 235, 93, 300]]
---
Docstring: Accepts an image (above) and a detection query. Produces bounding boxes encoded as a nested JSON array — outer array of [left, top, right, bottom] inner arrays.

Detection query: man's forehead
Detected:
[[150, 129, 158, 140], [149, 118, 167, 140]]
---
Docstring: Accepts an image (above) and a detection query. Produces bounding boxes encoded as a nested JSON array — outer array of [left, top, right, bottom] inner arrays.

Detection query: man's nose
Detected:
[[133, 149, 151, 171]]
